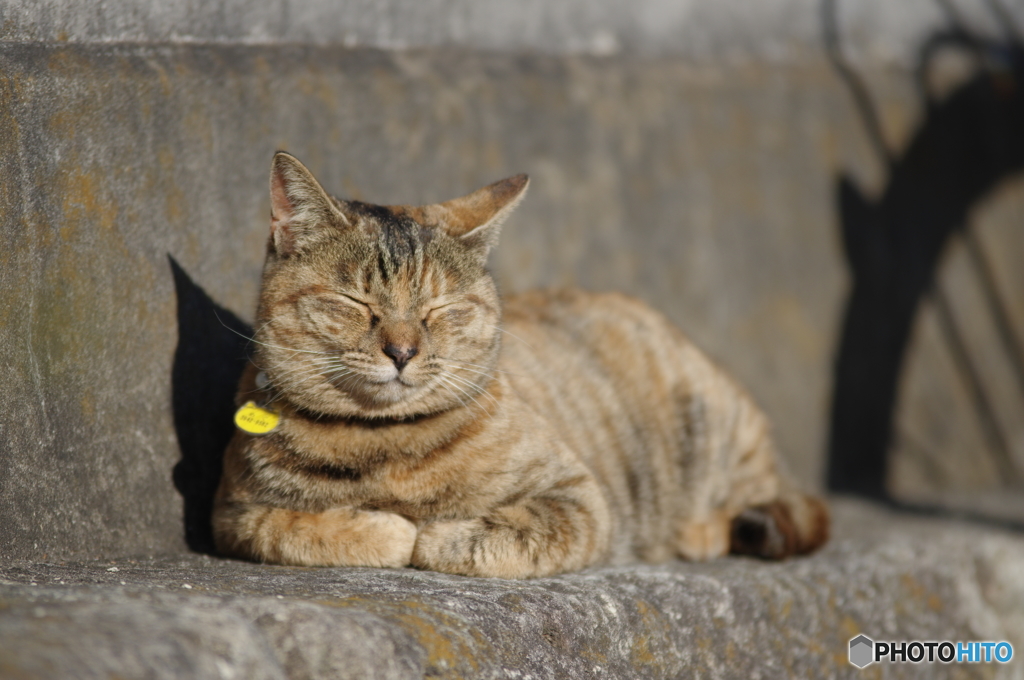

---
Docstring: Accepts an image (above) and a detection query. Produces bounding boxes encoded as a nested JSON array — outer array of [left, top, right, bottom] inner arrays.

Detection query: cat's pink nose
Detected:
[[383, 344, 418, 371]]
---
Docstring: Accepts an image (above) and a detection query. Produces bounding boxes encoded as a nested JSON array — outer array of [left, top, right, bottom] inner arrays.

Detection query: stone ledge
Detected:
[[2, 499, 1022, 679], [3, 0, 1021, 66]]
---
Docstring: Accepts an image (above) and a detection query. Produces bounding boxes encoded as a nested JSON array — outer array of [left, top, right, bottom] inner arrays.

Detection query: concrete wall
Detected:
[[3, 0, 1021, 64], [2, 0, 1023, 560]]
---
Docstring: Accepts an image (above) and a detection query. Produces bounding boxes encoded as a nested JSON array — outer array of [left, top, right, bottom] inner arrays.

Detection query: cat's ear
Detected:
[[269, 152, 348, 255], [436, 174, 529, 261]]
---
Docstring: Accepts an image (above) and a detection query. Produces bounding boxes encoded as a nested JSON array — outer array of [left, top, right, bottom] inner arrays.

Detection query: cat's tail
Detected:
[[729, 486, 830, 559]]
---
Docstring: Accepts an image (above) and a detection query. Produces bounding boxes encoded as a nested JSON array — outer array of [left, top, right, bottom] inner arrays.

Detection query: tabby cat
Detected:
[[211, 152, 829, 578]]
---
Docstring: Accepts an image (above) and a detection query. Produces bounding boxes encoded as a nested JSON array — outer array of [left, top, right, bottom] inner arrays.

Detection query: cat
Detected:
[[211, 152, 830, 578]]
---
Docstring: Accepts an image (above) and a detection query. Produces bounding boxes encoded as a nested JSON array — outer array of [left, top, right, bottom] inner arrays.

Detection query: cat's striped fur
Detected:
[[211, 152, 829, 578]]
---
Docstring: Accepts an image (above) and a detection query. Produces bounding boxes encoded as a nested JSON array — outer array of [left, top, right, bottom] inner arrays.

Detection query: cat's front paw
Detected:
[[410, 519, 482, 576], [356, 510, 418, 568], [313, 508, 417, 568]]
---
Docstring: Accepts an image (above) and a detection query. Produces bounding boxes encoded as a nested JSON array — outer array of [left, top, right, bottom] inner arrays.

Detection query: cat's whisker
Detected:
[[262, 339, 335, 356], [324, 368, 358, 388], [277, 372, 322, 393], [490, 325, 534, 351], [214, 314, 335, 357], [443, 371, 501, 412], [324, 366, 366, 395], [442, 362, 499, 382], [448, 381, 501, 414], [441, 367, 487, 392], [271, 361, 350, 393], [435, 373, 468, 401], [441, 358, 518, 377], [441, 365, 491, 392], [433, 377, 467, 408], [275, 355, 344, 371], [320, 369, 354, 383], [263, 365, 355, 408], [250, 318, 276, 340], [338, 372, 363, 390], [438, 370, 497, 415], [267, 358, 348, 386], [436, 374, 486, 414]]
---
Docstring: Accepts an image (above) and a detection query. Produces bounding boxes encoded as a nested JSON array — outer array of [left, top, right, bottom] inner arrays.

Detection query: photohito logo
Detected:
[[849, 635, 1013, 668]]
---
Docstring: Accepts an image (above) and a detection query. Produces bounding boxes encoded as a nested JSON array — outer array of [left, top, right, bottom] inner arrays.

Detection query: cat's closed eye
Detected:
[[342, 295, 381, 326], [424, 302, 473, 327], [308, 294, 378, 326], [313, 294, 362, 315], [339, 294, 371, 309]]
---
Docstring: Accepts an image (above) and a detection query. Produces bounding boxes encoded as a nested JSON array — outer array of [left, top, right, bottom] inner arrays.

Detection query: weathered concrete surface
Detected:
[[1, 500, 1022, 679], [3, 0, 1022, 66], [2, 6, 1024, 562]]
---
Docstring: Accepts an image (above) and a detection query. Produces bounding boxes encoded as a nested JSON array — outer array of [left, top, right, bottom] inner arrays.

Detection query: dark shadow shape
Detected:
[[823, 0, 1024, 499], [170, 255, 252, 554]]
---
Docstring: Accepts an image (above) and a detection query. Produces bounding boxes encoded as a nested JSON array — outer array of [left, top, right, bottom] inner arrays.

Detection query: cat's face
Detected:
[[252, 153, 527, 419]]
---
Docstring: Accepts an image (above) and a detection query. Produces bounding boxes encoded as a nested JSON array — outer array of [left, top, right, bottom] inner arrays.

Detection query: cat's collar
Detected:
[[234, 371, 281, 436]]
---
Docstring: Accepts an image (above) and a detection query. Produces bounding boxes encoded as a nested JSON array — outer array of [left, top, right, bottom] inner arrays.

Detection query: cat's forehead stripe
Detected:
[[344, 201, 431, 287]]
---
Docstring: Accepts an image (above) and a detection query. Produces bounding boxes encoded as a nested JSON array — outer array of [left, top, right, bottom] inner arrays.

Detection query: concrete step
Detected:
[[1, 499, 1022, 679]]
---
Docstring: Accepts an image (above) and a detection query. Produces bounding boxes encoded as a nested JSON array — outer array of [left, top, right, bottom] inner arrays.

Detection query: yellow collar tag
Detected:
[[234, 401, 281, 435]]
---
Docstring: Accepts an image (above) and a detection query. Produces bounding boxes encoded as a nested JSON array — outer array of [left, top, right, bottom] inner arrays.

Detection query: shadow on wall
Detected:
[[170, 256, 252, 554], [823, 0, 1024, 501]]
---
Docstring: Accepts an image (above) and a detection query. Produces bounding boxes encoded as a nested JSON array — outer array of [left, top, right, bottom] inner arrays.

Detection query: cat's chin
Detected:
[[341, 378, 476, 420], [364, 378, 418, 403], [322, 368, 420, 404], [337, 376, 455, 415]]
